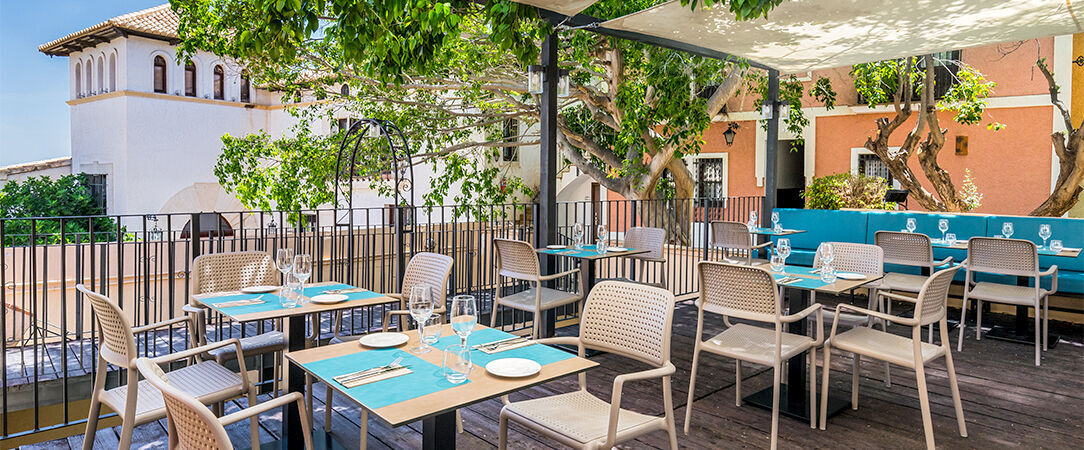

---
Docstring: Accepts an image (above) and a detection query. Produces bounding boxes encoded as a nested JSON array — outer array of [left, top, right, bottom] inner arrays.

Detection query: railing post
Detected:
[[190, 212, 201, 261]]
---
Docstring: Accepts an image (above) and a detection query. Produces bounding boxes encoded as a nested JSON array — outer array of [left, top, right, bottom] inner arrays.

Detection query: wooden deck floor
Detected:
[[21, 297, 1084, 449]]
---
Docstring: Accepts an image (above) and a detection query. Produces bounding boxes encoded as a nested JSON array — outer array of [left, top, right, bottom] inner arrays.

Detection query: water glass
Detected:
[[421, 314, 442, 346], [1039, 224, 1052, 248], [769, 254, 784, 273], [442, 344, 472, 384], [1050, 240, 1064, 253], [938, 219, 949, 242], [292, 254, 312, 303], [596, 224, 608, 254], [819, 266, 837, 284], [275, 248, 294, 277], [280, 273, 301, 308], [1002, 222, 1014, 239], [945, 233, 957, 246], [748, 210, 758, 230], [572, 222, 585, 249], [450, 295, 477, 347], [771, 211, 780, 229], [906, 218, 917, 233], [409, 286, 434, 354]]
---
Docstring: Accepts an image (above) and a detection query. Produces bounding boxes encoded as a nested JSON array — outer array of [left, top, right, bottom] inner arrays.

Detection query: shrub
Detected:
[[802, 173, 896, 210], [1, 173, 121, 246]]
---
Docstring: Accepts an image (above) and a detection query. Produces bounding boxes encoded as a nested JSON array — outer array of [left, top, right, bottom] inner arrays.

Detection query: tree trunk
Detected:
[[625, 160, 695, 246], [1030, 130, 1083, 216]]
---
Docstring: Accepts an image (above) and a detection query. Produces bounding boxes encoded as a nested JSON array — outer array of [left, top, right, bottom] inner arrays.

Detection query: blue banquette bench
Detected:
[[770, 208, 1084, 295]]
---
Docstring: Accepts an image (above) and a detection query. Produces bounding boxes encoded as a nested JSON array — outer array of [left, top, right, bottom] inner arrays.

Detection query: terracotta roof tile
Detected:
[[39, 4, 178, 56]]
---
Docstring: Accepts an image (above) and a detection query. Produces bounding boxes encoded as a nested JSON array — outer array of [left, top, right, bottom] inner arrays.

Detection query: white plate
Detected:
[[485, 358, 542, 378], [836, 272, 867, 280], [358, 332, 409, 348], [241, 285, 279, 294], [546, 244, 566, 249], [608, 247, 630, 252], [311, 294, 349, 304]]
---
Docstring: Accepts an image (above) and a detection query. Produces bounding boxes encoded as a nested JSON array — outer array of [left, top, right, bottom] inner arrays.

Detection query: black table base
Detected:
[[744, 384, 850, 423], [261, 429, 345, 450], [283, 314, 307, 448], [985, 324, 1060, 348], [422, 411, 459, 450]]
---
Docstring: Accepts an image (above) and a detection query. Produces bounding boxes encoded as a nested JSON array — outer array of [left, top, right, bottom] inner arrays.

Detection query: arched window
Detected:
[[153, 56, 166, 93], [340, 84, 349, 96], [85, 59, 92, 94], [75, 63, 82, 96], [96, 56, 104, 92], [213, 65, 224, 100], [184, 61, 196, 97], [240, 70, 251, 103], [108, 54, 116, 91]]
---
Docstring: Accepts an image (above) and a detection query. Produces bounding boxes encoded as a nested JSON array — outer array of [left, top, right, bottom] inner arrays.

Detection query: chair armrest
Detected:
[[1039, 265, 1058, 295], [780, 303, 821, 323], [152, 338, 243, 365], [220, 392, 306, 426], [382, 310, 410, 332], [752, 241, 773, 250], [539, 268, 580, 282], [880, 291, 919, 304], [605, 362, 676, 447], [182, 304, 206, 314], [934, 256, 954, 268], [536, 336, 580, 349], [132, 316, 191, 335], [836, 304, 915, 328]]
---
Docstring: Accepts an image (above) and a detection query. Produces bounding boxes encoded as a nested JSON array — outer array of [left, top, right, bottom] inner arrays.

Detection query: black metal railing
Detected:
[[0, 196, 762, 440]]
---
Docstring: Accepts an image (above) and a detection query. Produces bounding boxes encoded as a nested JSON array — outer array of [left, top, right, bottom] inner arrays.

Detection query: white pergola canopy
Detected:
[[520, 0, 1082, 72]]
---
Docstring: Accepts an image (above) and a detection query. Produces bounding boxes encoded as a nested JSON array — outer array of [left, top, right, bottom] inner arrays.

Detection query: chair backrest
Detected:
[[493, 238, 540, 281], [401, 252, 454, 309], [190, 251, 278, 298], [136, 358, 234, 450], [913, 265, 961, 327], [813, 242, 883, 276], [711, 221, 753, 251], [579, 281, 674, 367], [697, 261, 779, 323], [624, 226, 666, 261], [875, 231, 933, 267], [77, 285, 136, 367], [967, 237, 1038, 277]]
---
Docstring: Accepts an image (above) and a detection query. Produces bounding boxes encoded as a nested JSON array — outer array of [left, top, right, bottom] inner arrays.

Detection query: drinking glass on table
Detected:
[[442, 344, 472, 384], [292, 254, 312, 304], [450, 295, 477, 348], [280, 273, 301, 308], [748, 211, 758, 230], [776, 238, 791, 274], [769, 254, 784, 273], [596, 224, 608, 254], [1050, 240, 1064, 254], [1039, 224, 1052, 249], [409, 286, 434, 354], [1002, 222, 1014, 239], [771, 211, 781, 231], [275, 248, 294, 280], [945, 233, 957, 246], [905, 218, 917, 234], [819, 265, 837, 284], [938, 219, 949, 242], [817, 243, 834, 268], [421, 314, 442, 346], [572, 222, 585, 249]]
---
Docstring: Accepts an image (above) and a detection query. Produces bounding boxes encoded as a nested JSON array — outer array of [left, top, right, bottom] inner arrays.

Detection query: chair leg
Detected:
[[1034, 305, 1041, 367], [81, 396, 102, 450], [273, 351, 281, 396], [975, 300, 983, 341], [248, 387, 260, 448], [306, 374, 315, 419], [914, 361, 936, 449], [851, 354, 860, 410], [809, 347, 816, 429], [879, 319, 891, 388], [490, 303, 499, 328], [456, 410, 464, 434], [1042, 297, 1049, 352], [324, 385, 333, 433], [735, 359, 742, 406], [662, 375, 679, 449], [819, 343, 831, 430], [957, 295, 969, 352], [944, 350, 968, 437], [118, 414, 135, 450], [683, 346, 701, 434], [498, 410, 509, 450], [360, 409, 368, 449], [770, 362, 781, 450]]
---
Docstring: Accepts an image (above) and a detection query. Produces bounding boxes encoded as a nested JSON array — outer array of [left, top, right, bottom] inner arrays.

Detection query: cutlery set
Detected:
[[334, 356, 411, 388], [216, 295, 266, 308]]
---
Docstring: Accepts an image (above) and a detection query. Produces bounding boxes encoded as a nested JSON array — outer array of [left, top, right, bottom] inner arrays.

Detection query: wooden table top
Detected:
[[286, 324, 598, 427], [758, 263, 884, 295], [930, 239, 1082, 257], [536, 245, 650, 261], [748, 227, 806, 237], [192, 281, 397, 322]]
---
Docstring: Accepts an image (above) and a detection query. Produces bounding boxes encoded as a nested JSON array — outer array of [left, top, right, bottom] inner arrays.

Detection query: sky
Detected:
[[0, 0, 163, 166]]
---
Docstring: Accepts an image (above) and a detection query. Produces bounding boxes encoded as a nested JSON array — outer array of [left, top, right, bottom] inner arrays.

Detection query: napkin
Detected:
[[215, 299, 266, 308]]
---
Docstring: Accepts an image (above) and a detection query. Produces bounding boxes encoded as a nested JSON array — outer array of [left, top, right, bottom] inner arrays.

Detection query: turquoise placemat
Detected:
[[538, 245, 639, 259], [304, 347, 466, 410], [432, 327, 576, 367], [773, 274, 830, 290], [203, 283, 386, 317], [304, 284, 386, 302]]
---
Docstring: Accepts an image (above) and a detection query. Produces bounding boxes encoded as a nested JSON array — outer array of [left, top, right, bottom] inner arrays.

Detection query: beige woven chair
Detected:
[[620, 226, 668, 287], [490, 238, 581, 339], [78, 285, 259, 450], [685, 262, 823, 450], [820, 266, 967, 449], [499, 281, 678, 449], [325, 252, 459, 444], [875, 231, 954, 342], [135, 357, 313, 450], [711, 220, 771, 264], [188, 251, 288, 392], [957, 237, 1057, 366]]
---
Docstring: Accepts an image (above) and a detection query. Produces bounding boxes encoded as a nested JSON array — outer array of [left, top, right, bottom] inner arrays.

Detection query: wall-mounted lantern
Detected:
[[723, 122, 740, 146]]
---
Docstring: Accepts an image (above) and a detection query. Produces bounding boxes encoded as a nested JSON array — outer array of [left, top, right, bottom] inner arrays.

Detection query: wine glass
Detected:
[[596, 224, 608, 254], [275, 248, 294, 280], [905, 218, 917, 233], [771, 211, 781, 232], [1038, 224, 1052, 249], [777, 238, 791, 274], [748, 210, 758, 230], [1002, 222, 1014, 239], [817, 243, 835, 268], [938, 219, 949, 242], [409, 286, 434, 353], [450, 295, 477, 348], [292, 254, 312, 303], [572, 222, 585, 249]]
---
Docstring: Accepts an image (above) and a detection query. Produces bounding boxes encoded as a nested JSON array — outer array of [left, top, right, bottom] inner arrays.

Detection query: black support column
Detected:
[[763, 69, 780, 224], [538, 32, 559, 336]]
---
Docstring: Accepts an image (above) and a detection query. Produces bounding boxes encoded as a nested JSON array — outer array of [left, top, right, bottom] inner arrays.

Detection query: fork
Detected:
[[335, 356, 404, 383]]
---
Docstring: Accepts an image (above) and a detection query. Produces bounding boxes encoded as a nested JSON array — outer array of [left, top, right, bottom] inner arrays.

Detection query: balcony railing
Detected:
[[0, 196, 762, 441]]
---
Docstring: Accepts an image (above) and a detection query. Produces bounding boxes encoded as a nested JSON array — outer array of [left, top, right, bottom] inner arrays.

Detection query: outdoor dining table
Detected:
[[744, 263, 883, 422], [535, 244, 649, 338], [286, 323, 598, 450], [930, 238, 1081, 348], [192, 280, 397, 449], [748, 227, 805, 258]]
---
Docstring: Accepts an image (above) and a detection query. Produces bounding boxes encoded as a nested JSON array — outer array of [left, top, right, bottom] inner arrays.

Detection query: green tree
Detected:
[[0, 173, 121, 246]]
